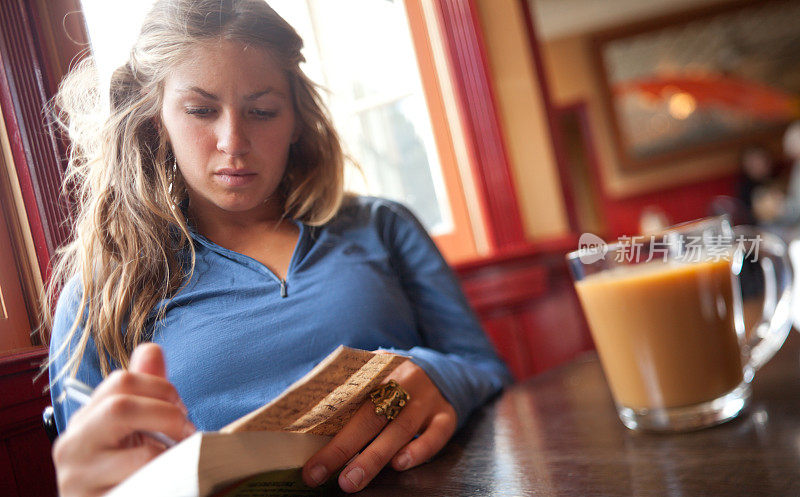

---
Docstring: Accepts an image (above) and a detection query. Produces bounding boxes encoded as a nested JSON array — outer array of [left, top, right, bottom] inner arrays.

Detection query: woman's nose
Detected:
[[216, 113, 251, 157]]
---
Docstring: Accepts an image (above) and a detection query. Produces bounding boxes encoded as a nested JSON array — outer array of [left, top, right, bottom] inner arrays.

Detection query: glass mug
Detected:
[[567, 217, 793, 431]]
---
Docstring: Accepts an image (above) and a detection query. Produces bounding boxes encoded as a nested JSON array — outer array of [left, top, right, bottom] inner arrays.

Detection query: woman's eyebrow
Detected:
[[245, 88, 281, 101], [176, 86, 284, 101], [178, 86, 219, 100]]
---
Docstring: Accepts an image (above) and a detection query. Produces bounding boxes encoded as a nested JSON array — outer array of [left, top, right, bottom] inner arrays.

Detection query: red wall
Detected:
[[600, 174, 738, 238], [456, 239, 594, 379]]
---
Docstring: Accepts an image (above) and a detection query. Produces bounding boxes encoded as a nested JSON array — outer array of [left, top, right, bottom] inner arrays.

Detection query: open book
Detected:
[[105, 346, 407, 497]]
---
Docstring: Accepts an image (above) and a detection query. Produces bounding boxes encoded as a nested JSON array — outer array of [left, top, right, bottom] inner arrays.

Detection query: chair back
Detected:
[[43, 406, 58, 443]]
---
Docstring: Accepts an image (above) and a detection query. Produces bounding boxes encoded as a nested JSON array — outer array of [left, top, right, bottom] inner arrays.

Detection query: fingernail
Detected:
[[183, 421, 196, 438], [343, 466, 364, 491], [396, 452, 411, 470], [309, 464, 327, 486]]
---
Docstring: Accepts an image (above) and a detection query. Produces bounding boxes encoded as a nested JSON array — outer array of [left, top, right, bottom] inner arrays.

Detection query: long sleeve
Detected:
[[373, 200, 513, 428], [45, 198, 513, 434], [48, 277, 105, 434]]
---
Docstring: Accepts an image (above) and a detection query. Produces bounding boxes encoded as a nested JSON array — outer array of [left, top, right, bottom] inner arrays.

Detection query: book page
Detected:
[[220, 346, 407, 436]]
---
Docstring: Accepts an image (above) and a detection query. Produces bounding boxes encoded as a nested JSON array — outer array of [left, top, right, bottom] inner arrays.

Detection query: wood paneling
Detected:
[[30, 0, 88, 94], [0, 445, 16, 497], [0, 348, 56, 497], [0, 0, 72, 280], [457, 238, 594, 379], [1, 110, 41, 345], [0, 193, 31, 350]]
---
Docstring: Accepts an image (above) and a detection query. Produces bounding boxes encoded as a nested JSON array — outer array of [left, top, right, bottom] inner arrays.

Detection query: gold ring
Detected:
[[369, 380, 410, 421]]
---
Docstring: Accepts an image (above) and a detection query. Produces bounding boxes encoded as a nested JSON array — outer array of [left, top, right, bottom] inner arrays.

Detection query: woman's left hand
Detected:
[[301, 359, 457, 493]]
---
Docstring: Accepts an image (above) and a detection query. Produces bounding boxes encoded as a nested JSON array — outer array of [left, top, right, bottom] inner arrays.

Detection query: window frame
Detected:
[[0, 0, 528, 352]]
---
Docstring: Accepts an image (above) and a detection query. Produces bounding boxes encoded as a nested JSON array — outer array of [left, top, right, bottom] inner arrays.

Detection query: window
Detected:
[[80, 0, 482, 261]]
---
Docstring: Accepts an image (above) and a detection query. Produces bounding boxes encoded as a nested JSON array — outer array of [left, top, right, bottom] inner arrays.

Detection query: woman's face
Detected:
[[161, 41, 297, 219]]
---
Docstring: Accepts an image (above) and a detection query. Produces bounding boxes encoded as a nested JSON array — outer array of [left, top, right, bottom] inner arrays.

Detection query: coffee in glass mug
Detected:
[[567, 217, 792, 431]]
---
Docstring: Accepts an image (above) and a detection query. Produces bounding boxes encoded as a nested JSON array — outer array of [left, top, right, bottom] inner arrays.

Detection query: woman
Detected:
[[45, 1, 511, 495]]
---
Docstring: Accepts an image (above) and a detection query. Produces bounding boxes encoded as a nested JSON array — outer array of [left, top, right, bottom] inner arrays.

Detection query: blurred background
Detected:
[[70, 0, 800, 265], [1, 1, 799, 494]]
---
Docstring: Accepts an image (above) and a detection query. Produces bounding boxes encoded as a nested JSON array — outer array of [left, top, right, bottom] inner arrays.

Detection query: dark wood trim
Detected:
[[590, 0, 789, 172], [455, 239, 594, 379], [571, 100, 609, 219], [30, 0, 89, 95], [433, 0, 527, 252], [0, 0, 74, 280], [554, 101, 610, 235], [0, 121, 41, 339], [460, 264, 548, 314], [0, 346, 56, 497], [0, 445, 15, 497], [454, 234, 578, 272], [0, 346, 47, 375], [0, 347, 49, 435], [517, 0, 580, 233]]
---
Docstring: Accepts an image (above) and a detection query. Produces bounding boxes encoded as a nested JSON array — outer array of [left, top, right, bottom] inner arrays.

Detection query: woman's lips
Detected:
[[214, 169, 256, 187]]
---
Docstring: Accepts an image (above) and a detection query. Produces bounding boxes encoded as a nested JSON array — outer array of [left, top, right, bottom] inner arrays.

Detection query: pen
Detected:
[[62, 377, 178, 447]]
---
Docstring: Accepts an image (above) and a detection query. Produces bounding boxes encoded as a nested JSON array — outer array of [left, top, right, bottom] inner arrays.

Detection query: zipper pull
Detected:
[[280, 279, 287, 298]]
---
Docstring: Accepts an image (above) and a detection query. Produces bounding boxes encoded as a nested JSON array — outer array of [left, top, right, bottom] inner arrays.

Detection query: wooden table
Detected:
[[357, 332, 800, 496]]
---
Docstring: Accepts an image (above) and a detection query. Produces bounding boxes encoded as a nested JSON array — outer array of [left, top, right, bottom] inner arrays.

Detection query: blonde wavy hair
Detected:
[[44, 0, 345, 379]]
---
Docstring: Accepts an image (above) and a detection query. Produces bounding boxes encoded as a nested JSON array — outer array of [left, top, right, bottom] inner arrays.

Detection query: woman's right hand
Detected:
[[52, 343, 195, 497]]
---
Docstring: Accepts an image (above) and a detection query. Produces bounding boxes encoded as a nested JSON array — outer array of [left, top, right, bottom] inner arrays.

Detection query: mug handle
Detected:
[[732, 226, 793, 374]]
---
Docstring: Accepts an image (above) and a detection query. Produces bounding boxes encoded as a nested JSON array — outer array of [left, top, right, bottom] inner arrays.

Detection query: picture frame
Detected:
[[592, 0, 800, 171]]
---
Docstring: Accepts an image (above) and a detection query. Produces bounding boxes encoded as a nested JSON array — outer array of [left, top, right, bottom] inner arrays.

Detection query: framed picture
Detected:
[[592, 0, 800, 171]]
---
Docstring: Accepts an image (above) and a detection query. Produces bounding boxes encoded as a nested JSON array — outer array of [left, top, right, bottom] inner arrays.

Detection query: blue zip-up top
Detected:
[[49, 196, 513, 433]]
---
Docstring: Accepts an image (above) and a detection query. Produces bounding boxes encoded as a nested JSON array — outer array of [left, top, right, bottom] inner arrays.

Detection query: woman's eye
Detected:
[[251, 109, 278, 120], [185, 107, 215, 117]]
